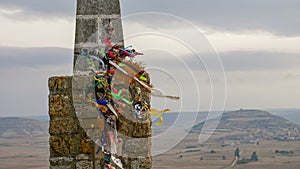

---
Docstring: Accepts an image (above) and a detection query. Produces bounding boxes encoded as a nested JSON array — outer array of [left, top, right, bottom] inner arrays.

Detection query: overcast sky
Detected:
[[0, 0, 299, 117]]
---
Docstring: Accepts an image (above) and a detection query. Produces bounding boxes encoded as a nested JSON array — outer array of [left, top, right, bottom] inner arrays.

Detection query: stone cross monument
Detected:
[[48, 0, 152, 168]]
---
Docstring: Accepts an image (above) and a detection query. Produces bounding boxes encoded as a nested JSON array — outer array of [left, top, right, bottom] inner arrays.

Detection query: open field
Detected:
[[153, 133, 300, 169], [1, 110, 300, 168], [1, 133, 300, 169], [0, 134, 49, 169]]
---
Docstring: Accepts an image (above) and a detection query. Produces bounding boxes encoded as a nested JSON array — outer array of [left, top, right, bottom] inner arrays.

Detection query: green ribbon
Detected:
[[111, 90, 133, 105]]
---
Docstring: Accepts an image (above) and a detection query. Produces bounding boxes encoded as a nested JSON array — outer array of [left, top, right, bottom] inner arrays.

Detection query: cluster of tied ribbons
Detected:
[[79, 21, 177, 169]]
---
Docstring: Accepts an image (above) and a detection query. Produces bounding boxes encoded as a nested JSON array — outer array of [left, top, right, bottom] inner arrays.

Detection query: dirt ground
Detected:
[[0, 134, 49, 169], [153, 133, 300, 169], [1, 133, 300, 169]]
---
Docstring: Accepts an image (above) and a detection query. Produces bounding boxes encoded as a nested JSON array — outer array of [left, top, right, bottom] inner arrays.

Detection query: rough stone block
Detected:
[[84, 128, 102, 141], [76, 160, 93, 169], [50, 157, 74, 166], [72, 75, 92, 92], [76, 154, 90, 160], [49, 94, 74, 117], [75, 18, 98, 44], [73, 54, 94, 73], [50, 135, 79, 157], [95, 160, 105, 168], [80, 118, 99, 129], [72, 93, 87, 105], [118, 118, 152, 138], [49, 117, 79, 135], [75, 107, 98, 119], [80, 138, 94, 154], [50, 165, 74, 169], [73, 47, 107, 71], [132, 121, 152, 138], [76, 0, 121, 15], [122, 138, 151, 157], [73, 93, 88, 105], [131, 157, 152, 169], [98, 18, 124, 45], [49, 76, 72, 94]]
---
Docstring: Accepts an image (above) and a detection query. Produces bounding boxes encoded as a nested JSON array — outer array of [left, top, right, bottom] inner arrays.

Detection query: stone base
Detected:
[[48, 76, 152, 169]]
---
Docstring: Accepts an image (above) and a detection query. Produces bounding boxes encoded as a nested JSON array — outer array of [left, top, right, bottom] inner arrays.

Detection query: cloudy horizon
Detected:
[[0, 0, 299, 117]]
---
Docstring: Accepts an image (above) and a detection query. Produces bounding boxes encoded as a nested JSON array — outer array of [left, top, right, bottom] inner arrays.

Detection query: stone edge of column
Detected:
[[48, 76, 95, 169]]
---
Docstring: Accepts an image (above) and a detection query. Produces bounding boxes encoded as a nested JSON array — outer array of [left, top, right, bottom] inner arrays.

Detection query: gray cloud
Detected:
[[219, 51, 300, 71], [2, 47, 295, 74], [0, 46, 73, 117], [0, 0, 75, 20], [121, 0, 300, 36], [1, 0, 299, 35], [284, 73, 300, 80], [140, 50, 300, 72], [0, 47, 73, 69]]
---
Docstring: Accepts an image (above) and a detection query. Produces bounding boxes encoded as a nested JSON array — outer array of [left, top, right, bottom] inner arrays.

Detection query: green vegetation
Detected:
[[275, 150, 294, 155], [237, 158, 250, 164], [237, 152, 259, 165], [235, 148, 240, 158], [185, 145, 197, 149], [185, 149, 201, 153], [222, 155, 226, 160], [251, 152, 258, 161]]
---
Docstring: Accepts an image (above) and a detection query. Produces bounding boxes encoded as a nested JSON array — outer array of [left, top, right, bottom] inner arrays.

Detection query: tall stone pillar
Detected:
[[73, 0, 124, 72], [49, 0, 152, 168]]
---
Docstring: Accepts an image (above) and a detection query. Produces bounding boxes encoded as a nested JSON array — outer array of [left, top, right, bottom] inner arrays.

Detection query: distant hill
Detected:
[[0, 117, 48, 138], [268, 108, 300, 125], [190, 109, 300, 141], [26, 115, 50, 122]]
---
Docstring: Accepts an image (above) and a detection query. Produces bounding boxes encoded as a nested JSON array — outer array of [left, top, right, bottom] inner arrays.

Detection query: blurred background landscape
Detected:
[[1, 108, 300, 168]]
